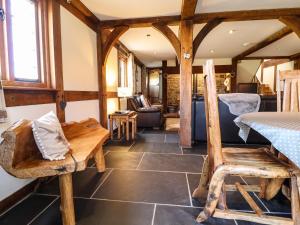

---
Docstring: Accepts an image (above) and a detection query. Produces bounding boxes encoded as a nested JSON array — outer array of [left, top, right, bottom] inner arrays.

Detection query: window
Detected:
[[118, 52, 127, 87], [0, 0, 50, 87]]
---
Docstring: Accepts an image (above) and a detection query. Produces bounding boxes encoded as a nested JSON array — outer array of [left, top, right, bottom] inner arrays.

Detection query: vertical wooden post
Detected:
[[179, 20, 193, 148], [231, 58, 238, 92], [97, 30, 107, 128], [59, 173, 75, 225], [162, 60, 168, 113], [48, 0, 65, 122]]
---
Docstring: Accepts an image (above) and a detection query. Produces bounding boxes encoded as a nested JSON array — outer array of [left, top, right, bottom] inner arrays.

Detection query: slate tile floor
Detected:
[[0, 129, 291, 225]]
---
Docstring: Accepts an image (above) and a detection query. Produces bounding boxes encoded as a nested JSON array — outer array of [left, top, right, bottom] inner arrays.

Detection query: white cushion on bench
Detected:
[[32, 111, 70, 161]]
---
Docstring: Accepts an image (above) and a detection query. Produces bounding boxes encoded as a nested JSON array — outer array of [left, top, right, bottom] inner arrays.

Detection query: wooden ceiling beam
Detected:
[[193, 18, 222, 61], [234, 26, 293, 60], [279, 16, 300, 38], [263, 59, 290, 68], [181, 0, 198, 20], [99, 8, 300, 29], [102, 26, 129, 64], [152, 23, 181, 62], [243, 56, 291, 60], [57, 0, 99, 31], [290, 52, 300, 60]]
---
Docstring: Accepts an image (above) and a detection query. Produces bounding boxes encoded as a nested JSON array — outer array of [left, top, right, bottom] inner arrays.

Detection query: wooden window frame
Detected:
[[0, 0, 51, 89], [118, 50, 128, 87]]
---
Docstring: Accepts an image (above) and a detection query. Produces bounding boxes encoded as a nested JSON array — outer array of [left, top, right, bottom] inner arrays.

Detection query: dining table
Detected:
[[234, 112, 300, 168]]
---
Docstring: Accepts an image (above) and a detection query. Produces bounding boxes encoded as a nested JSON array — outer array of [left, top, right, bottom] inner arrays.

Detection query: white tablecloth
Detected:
[[234, 112, 300, 168]]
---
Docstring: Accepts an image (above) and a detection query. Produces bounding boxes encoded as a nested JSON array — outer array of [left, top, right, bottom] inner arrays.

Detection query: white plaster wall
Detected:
[[106, 47, 118, 92], [237, 60, 261, 83], [65, 100, 99, 122], [0, 104, 56, 201], [60, 7, 98, 92], [263, 66, 275, 92]]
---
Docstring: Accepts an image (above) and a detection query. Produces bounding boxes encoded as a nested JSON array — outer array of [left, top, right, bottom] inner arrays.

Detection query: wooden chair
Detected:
[[192, 60, 300, 225], [277, 70, 300, 112], [0, 118, 109, 225]]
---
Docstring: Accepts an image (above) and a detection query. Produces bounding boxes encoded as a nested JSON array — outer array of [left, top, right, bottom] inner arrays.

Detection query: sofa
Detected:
[[192, 95, 277, 144], [127, 95, 163, 128]]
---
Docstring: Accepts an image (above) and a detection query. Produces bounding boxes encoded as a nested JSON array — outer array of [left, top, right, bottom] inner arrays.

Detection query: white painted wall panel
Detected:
[[0, 103, 56, 201], [60, 7, 98, 91], [65, 100, 99, 122]]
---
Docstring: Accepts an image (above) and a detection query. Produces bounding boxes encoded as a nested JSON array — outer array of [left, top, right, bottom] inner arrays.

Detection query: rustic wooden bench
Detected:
[[0, 118, 109, 225]]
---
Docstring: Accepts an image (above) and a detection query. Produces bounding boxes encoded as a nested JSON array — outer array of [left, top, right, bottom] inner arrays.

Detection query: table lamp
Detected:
[[117, 87, 131, 111]]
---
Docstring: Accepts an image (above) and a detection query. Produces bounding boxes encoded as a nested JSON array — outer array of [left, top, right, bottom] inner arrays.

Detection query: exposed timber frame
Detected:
[[279, 16, 300, 38], [152, 23, 181, 62], [99, 8, 300, 29], [233, 26, 293, 60], [193, 18, 222, 61]]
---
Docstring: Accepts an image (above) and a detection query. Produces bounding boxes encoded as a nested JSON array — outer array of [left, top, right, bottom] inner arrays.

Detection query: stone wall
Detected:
[[167, 74, 180, 105], [196, 73, 227, 95], [167, 73, 227, 106]]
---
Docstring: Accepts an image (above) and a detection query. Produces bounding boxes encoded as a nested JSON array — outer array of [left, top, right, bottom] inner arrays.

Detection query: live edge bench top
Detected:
[[0, 118, 109, 179]]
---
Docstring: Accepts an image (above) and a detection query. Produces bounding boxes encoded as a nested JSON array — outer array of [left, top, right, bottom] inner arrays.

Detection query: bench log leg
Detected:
[[59, 173, 75, 225], [95, 146, 106, 172]]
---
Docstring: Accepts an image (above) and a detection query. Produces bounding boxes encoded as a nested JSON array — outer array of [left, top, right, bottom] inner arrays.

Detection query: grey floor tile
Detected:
[[93, 169, 191, 206], [105, 152, 143, 169], [165, 133, 179, 143], [154, 205, 236, 225], [130, 142, 181, 154], [183, 143, 207, 155], [30, 198, 154, 225], [36, 168, 112, 198], [137, 133, 165, 143], [0, 194, 57, 225], [139, 153, 203, 173]]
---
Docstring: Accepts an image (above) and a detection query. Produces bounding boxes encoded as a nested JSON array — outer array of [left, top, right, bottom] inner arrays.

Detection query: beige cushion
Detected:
[[32, 111, 70, 161], [140, 95, 151, 108]]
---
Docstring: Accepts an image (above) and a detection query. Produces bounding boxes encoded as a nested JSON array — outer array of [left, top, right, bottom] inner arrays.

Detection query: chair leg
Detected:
[[265, 178, 285, 200], [193, 156, 209, 198], [94, 146, 106, 172], [59, 173, 75, 225], [259, 178, 268, 199], [218, 185, 227, 210], [196, 165, 227, 223], [291, 176, 300, 225]]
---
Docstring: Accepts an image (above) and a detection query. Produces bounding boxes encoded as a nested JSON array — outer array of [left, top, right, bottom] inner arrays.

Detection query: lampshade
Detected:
[[117, 87, 131, 97]]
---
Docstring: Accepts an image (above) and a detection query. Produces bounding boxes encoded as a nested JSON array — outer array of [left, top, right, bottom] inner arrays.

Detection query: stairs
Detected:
[[259, 84, 274, 95]]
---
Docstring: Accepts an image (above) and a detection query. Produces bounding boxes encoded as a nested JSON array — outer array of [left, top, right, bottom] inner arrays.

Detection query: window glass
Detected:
[[10, 0, 39, 81]]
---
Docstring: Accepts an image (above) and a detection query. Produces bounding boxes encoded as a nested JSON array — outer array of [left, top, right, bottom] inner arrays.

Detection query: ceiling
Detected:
[[81, 0, 300, 66]]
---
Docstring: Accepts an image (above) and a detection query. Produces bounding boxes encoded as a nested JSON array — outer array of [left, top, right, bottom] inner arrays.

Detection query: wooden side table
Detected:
[[109, 111, 137, 141]]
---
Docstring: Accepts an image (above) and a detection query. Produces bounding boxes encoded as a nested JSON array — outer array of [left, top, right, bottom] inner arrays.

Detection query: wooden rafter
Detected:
[[279, 16, 300, 38], [263, 59, 290, 68], [290, 52, 300, 60], [193, 18, 222, 61], [58, 0, 99, 31], [99, 8, 300, 29], [102, 26, 129, 64], [152, 23, 181, 62], [181, 0, 198, 20], [234, 27, 293, 60]]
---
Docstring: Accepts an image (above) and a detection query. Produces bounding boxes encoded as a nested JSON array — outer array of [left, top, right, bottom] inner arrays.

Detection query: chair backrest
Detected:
[[276, 70, 300, 112], [203, 60, 223, 170]]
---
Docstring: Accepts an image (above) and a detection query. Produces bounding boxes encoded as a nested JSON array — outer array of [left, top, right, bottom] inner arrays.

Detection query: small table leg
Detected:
[[126, 120, 129, 141], [131, 120, 135, 140], [118, 119, 121, 139], [109, 118, 113, 140]]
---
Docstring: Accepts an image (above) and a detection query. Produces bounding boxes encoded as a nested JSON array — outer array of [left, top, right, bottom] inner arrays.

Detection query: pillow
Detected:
[[140, 95, 151, 108], [32, 111, 70, 161]]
